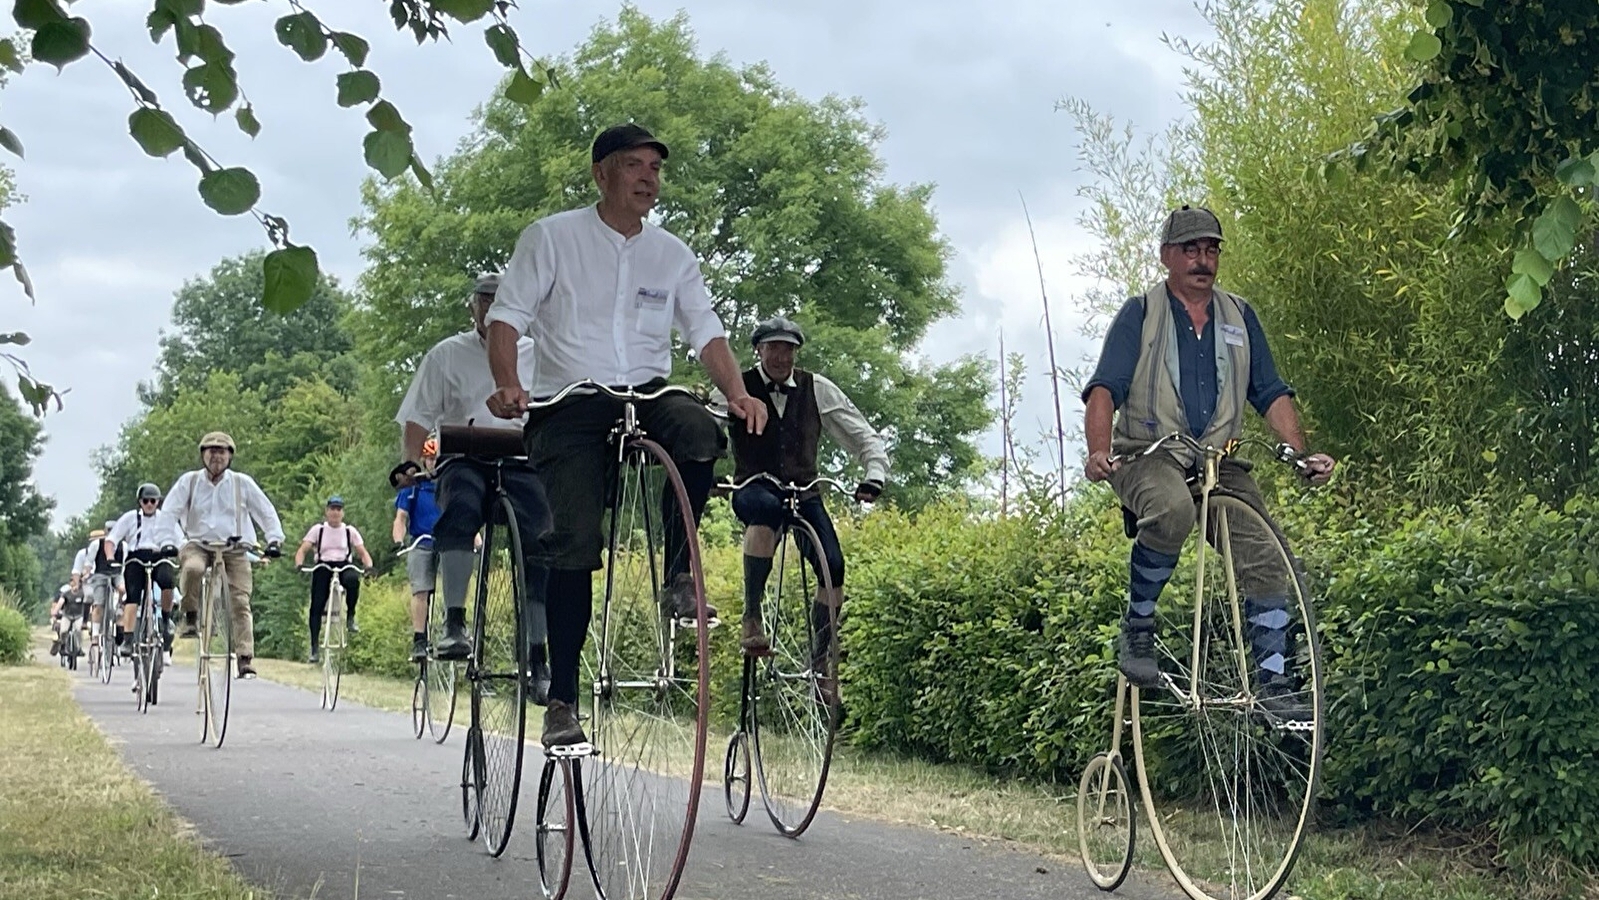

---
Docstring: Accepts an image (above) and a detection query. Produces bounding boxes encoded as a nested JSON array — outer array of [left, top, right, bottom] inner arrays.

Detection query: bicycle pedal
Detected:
[[675, 615, 721, 630], [546, 742, 595, 759]]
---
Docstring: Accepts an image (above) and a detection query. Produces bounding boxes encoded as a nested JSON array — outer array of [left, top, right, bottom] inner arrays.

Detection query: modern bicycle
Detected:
[[55, 613, 83, 670], [402, 533, 458, 743], [301, 562, 362, 712], [191, 538, 257, 748], [719, 473, 845, 838], [1077, 433, 1324, 900], [127, 554, 176, 712]]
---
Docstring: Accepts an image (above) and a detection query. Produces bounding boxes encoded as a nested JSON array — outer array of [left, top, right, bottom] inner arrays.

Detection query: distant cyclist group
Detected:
[[50, 124, 1337, 900]]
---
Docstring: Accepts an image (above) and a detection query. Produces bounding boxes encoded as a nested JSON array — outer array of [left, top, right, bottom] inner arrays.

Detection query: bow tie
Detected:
[[767, 381, 791, 396]]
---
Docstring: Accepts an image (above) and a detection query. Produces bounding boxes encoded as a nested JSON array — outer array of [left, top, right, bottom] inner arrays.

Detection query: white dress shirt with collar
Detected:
[[718, 363, 892, 484], [486, 205, 728, 396], [396, 330, 539, 433], [109, 508, 184, 552], [164, 469, 286, 546]]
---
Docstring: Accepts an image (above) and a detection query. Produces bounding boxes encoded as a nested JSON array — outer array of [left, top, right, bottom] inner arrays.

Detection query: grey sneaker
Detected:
[[1256, 675, 1312, 723], [436, 621, 472, 661], [236, 656, 257, 679], [541, 699, 587, 747], [308, 647, 320, 664], [1117, 616, 1161, 689], [661, 573, 715, 621]]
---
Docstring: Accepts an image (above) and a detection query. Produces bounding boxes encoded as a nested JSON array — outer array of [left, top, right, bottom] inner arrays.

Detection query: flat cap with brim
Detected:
[[1160, 205, 1224, 245], [592, 123, 669, 164], [473, 273, 500, 295]]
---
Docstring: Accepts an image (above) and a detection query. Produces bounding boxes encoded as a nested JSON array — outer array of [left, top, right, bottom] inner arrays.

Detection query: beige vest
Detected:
[[1112, 282, 1253, 461]]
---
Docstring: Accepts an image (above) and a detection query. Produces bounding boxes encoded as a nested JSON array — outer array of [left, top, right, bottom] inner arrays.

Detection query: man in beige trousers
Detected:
[[164, 431, 286, 679]]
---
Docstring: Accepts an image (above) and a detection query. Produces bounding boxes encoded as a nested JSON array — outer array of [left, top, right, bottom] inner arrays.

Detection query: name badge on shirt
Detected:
[[635, 287, 669, 309], [1220, 323, 1246, 347]]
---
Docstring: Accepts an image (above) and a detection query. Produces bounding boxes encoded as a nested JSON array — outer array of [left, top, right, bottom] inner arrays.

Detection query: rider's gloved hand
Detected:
[[854, 480, 884, 503], [264, 541, 283, 559]]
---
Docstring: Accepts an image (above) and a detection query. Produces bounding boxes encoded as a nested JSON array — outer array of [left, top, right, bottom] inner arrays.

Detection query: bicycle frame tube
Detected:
[[1187, 453, 1220, 713]]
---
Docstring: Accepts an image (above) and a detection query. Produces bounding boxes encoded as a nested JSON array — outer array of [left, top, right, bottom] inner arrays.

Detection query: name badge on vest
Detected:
[[1220, 323, 1245, 347]]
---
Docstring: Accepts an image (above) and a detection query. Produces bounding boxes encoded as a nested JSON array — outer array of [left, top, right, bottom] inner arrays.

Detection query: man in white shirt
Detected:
[[82, 523, 125, 656], [164, 431, 286, 679], [293, 496, 375, 664], [485, 123, 768, 747], [395, 275, 552, 681], [721, 317, 890, 671], [108, 482, 183, 657]]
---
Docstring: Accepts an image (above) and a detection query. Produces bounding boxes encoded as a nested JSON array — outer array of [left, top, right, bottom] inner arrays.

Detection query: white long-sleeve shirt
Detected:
[[164, 469, 286, 546], [715, 363, 891, 484], [486, 205, 728, 396], [396, 330, 539, 433], [108, 508, 184, 553], [71, 548, 88, 580]]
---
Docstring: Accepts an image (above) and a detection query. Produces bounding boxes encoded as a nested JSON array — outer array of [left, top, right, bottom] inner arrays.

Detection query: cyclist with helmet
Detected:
[[719, 317, 889, 660], [294, 495, 375, 663], [395, 274, 550, 679], [484, 123, 768, 746], [164, 431, 286, 679], [108, 483, 183, 657], [390, 439, 443, 662], [82, 522, 126, 657]]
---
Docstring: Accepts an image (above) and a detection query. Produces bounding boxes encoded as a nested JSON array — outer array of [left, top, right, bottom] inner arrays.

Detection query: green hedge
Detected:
[[1315, 495, 1599, 864], [0, 607, 28, 664], [839, 481, 1599, 865]]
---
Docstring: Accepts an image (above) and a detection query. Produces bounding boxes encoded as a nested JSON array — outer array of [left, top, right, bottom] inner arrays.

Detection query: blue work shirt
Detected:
[[395, 480, 441, 541], [1083, 293, 1294, 437]]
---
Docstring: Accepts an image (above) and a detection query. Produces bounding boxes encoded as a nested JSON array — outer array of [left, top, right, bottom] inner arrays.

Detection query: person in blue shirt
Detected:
[[391, 444, 444, 662], [1082, 205, 1334, 721]]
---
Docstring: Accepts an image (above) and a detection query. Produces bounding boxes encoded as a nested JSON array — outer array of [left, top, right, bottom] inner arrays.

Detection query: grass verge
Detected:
[[250, 656, 1591, 900], [0, 660, 267, 899]]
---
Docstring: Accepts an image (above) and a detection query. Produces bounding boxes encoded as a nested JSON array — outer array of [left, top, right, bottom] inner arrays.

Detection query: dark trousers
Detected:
[[310, 565, 360, 647], [124, 549, 176, 609], [731, 481, 845, 587]]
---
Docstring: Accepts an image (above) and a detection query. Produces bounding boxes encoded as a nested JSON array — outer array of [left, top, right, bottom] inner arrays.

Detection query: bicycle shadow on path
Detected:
[[69, 667, 1178, 900]]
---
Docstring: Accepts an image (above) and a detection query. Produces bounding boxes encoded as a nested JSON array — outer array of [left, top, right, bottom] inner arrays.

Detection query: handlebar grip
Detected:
[[437, 425, 526, 459]]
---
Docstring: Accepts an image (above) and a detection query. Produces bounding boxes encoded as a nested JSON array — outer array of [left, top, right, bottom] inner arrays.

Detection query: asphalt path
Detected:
[[69, 662, 1174, 900]]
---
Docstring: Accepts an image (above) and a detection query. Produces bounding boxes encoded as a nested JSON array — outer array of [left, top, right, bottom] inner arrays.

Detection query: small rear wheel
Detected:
[[411, 671, 427, 739], [724, 730, 752, 824], [461, 729, 483, 841], [1077, 751, 1135, 891], [535, 758, 575, 899]]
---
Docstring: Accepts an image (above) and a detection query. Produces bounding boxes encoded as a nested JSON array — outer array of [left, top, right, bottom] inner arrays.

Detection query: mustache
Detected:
[[1188, 267, 1214, 277]]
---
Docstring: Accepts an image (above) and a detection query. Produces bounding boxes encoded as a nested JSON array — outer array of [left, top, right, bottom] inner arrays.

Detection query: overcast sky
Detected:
[[7, 0, 1208, 525]]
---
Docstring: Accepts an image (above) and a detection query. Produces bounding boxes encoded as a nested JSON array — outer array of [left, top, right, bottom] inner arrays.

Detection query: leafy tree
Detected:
[[1358, 1, 1599, 317], [353, 7, 993, 504], [0, 381, 50, 599], [3, 0, 557, 313], [145, 251, 356, 405]]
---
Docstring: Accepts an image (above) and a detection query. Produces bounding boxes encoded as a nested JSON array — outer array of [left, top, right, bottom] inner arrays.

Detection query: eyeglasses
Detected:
[[1179, 242, 1223, 260]]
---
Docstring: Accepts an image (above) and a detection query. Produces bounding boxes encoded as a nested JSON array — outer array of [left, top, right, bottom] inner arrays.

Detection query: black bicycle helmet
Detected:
[[136, 483, 161, 502], [750, 315, 805, 348]]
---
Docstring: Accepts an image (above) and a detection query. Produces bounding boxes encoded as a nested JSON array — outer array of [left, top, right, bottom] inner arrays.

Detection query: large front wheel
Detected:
[[321, 588, 345, 712], [1131, 494, 1323, 900], [751, 518, 841, 838], [470, 496, 527, 858], [578, 438, 710, 900], [199, 573, 233, 749]]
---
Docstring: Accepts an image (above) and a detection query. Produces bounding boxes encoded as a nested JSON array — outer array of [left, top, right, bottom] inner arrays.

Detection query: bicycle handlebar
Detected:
[[526, 380, 702, 409], [1112, 432, 1311, 476], [299, 563, 366, 575], [719, 473, 852, 495], [395, 534, 433, 555]]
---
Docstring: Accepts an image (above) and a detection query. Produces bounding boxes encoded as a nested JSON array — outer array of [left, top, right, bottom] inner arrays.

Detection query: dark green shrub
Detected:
[[0, 607, 28, 664], [1317, 495, 1599, 864]]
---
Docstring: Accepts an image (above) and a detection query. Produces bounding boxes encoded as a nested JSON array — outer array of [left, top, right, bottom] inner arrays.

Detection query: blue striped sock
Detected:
[[1127, 542, 1178, 620]]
